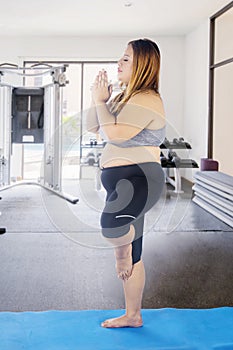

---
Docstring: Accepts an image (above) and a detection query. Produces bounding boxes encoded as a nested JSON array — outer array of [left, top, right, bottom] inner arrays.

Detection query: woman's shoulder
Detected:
[[128, 90, 164, 116]]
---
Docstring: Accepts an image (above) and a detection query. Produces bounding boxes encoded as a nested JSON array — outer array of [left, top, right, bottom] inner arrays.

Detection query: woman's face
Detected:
[[117, 44, 133, 85]]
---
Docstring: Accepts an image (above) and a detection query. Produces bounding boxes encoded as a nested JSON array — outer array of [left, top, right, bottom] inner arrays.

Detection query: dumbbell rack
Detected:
[[79, 140, 105, 191], [160, 138, 198, 193]]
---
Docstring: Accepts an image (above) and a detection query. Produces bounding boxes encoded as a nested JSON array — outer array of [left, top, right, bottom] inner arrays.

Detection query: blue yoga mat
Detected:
[[0, 308, 233, 350]]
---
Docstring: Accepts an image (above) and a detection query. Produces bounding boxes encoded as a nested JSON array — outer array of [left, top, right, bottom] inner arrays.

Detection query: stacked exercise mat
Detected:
[[193, 171, 233, 228]]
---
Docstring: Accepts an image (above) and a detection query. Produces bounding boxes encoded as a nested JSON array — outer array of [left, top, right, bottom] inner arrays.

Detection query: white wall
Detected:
[[183, 20, 210, 181]]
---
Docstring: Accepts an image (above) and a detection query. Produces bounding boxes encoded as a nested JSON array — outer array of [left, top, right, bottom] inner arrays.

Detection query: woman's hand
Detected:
[[92, 70, 112, 104]]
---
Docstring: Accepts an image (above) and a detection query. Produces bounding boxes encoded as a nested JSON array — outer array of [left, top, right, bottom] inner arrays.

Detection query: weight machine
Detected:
[[0, 63, 79, 204]]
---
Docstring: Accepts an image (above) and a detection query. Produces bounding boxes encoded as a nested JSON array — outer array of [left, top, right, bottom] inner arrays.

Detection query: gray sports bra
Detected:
[[108, 125, 165, 148]]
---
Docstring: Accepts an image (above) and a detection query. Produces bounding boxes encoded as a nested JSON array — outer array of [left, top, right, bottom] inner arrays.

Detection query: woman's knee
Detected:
[[101, 220, 135, 247], [101, 212, 131, 238]]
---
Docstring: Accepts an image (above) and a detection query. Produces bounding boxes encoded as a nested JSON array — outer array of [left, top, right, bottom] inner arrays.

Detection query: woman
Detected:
[[86, 38, 165, 328]]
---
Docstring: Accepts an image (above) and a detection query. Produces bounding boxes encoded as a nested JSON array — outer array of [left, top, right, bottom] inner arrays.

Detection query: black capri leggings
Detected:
[[100, 162, 165, 264]]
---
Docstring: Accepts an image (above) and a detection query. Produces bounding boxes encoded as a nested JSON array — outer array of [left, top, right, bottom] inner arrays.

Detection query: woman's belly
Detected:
[[99, 143, 161, 168]]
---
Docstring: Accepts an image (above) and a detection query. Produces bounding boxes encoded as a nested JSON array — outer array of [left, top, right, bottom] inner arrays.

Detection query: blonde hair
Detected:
[[110, 38, 161, 115]]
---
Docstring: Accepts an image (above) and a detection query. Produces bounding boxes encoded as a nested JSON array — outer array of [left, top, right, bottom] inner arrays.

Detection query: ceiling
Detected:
[[0, 0, 231, 37]]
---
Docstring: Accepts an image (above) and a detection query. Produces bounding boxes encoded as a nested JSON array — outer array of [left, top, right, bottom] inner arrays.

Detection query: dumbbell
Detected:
[[178, 137, 191, 149], [86, 151, 95, 166], [168, 151, 181, 166], [173, 137, 185, 145], [160, 152, 168, 166], [90, 138, 97, 146], [162, 138, 170, 147]]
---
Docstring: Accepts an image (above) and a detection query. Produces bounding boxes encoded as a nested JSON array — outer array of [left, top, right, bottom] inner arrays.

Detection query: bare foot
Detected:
[[101, 314, 143, 328], [115, 244, 133, 281]]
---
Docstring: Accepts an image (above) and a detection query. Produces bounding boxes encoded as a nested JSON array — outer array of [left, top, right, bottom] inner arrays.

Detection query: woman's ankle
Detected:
[[115, 244, 131, 259], [125, 311, 143, 324]]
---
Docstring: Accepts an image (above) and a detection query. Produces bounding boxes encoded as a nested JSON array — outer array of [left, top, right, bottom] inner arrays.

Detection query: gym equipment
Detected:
[[161, 152, 198, 169], [86, 152, 95, 166], [161, 137, 191, 150], [160, 137, 198, 193], [80, 139, 105, 173], [193, 171, 233, 227], [195, 171, 233, 194], [0, 63, 78, 204], [89, 138, 97, 146], [11, 87, 44, 143], [168, 150, 181, 166]]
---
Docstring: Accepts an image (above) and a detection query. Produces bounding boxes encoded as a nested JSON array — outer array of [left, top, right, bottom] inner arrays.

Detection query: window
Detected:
[[23, 61, 117, 183]]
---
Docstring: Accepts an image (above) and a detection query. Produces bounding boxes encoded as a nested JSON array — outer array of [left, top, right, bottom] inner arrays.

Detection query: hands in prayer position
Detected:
[[92, 69, 113, 104]]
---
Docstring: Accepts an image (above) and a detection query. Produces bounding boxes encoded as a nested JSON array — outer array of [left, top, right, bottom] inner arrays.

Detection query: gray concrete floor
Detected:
[[0, 180, 233, 311]]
